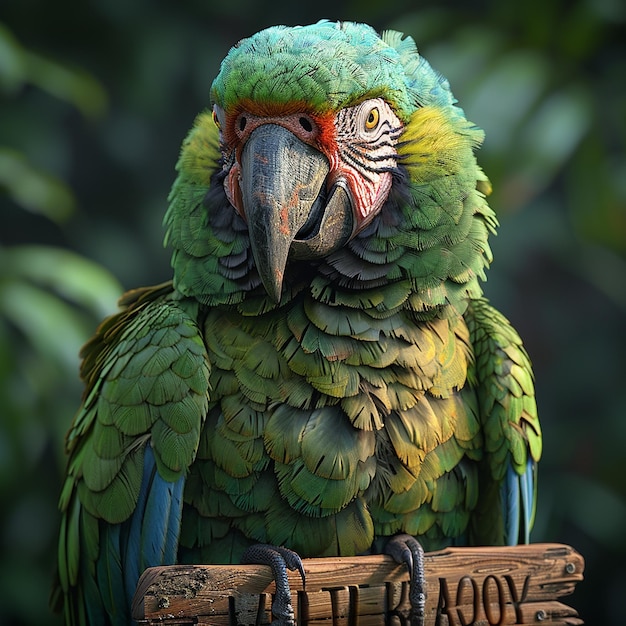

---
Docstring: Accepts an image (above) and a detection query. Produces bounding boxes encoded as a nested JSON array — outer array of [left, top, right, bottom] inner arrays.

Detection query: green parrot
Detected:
[[54, 20, 542, 626]]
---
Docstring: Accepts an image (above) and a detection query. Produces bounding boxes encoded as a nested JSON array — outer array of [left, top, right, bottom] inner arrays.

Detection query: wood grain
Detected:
[[132, 543, 584, 625]]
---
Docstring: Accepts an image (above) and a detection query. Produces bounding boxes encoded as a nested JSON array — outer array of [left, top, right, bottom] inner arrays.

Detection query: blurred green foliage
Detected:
[[1, 0, 624, 623]]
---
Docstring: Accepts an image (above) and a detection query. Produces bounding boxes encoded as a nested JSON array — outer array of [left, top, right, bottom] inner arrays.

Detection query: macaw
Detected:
[[54, 20, 542, 626]]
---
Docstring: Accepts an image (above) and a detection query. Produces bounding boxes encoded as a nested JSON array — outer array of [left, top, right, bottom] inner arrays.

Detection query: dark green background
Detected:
[[1, 0, 625, 623]]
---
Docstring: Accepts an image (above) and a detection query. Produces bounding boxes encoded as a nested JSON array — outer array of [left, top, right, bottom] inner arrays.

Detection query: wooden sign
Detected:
[[132, 543, 583, 626]]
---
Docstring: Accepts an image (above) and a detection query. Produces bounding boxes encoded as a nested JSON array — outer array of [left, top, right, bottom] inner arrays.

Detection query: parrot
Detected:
[[54, 20, 542, 626]]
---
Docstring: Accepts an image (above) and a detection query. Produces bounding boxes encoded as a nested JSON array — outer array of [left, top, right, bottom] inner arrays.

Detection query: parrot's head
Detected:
[[166, 21, 495, 310]]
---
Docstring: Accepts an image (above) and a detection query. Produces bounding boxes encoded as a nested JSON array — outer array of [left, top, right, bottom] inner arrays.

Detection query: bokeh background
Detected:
[[1, 0, 624, 623]]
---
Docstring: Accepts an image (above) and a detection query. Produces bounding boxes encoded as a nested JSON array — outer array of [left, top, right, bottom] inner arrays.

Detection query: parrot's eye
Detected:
[[212, 106, 224, 131], [365, 107, 380, 130], [299, 117, 313, 132]]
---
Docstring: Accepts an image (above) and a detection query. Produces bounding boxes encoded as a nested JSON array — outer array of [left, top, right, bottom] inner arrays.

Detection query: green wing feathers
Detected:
[[56, 284, 211, 623], [65, 283, 210, 509], [465, 297, 542, 544]]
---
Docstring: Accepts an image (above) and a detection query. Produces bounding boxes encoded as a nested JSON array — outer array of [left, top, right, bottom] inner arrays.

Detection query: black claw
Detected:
[[275, 545, 306, 586], [241, 544, 305, 626], [385, 534, 427, 626]]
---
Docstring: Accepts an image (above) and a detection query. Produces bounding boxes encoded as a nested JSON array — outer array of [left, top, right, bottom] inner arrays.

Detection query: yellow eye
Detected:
[[212, 109, 221, 130], [365, 107, 379, 130]]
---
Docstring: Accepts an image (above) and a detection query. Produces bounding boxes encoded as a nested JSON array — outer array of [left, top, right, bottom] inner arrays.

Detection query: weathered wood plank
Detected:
[[132, 542, 584, 625]]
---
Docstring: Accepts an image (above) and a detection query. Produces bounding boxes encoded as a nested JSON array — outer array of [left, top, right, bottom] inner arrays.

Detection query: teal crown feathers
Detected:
[[211, 20, 458, 121]]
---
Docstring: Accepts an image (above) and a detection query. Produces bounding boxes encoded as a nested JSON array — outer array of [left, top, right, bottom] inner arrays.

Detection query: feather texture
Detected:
[[56, 285, 210, 624], [55, 20, 541, 625]]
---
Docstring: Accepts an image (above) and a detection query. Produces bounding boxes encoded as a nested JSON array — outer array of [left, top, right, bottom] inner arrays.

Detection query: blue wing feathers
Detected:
[[139, 446, 184, 571], [520, 456, 536, 543], [122, 449, 149, 601], [164, 473, 185, 563], [96, 523, 124, 623], [502, 464, 520, 546], [102, 444, 185, 614], [501, 457, 536, 545]]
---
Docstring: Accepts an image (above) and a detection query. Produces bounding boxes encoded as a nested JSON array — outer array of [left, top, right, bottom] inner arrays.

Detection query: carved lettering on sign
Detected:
[[231, 574, 536, 625], [435, 574, 532, 626]]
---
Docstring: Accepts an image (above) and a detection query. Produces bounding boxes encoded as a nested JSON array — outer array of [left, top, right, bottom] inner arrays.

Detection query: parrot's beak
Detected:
[[240, 124, 354, 302]]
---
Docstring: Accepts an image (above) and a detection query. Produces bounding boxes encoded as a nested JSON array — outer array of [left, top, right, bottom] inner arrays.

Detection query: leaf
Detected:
[[0, 149, 75, 220], [24, 49, 107, 119], [2, 245, 122, 318], [0, 23, 27, 93], [0, 279, 90, 367]]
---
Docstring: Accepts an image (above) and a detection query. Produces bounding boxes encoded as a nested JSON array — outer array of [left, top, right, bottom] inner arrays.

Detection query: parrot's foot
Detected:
[[241, 544, 305, 626], [385, 533, 426, 626]]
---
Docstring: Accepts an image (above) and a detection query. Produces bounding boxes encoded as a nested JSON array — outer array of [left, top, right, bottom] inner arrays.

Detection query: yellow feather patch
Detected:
[[178, 111, 221, 186], [397, 106, 484, 184]]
